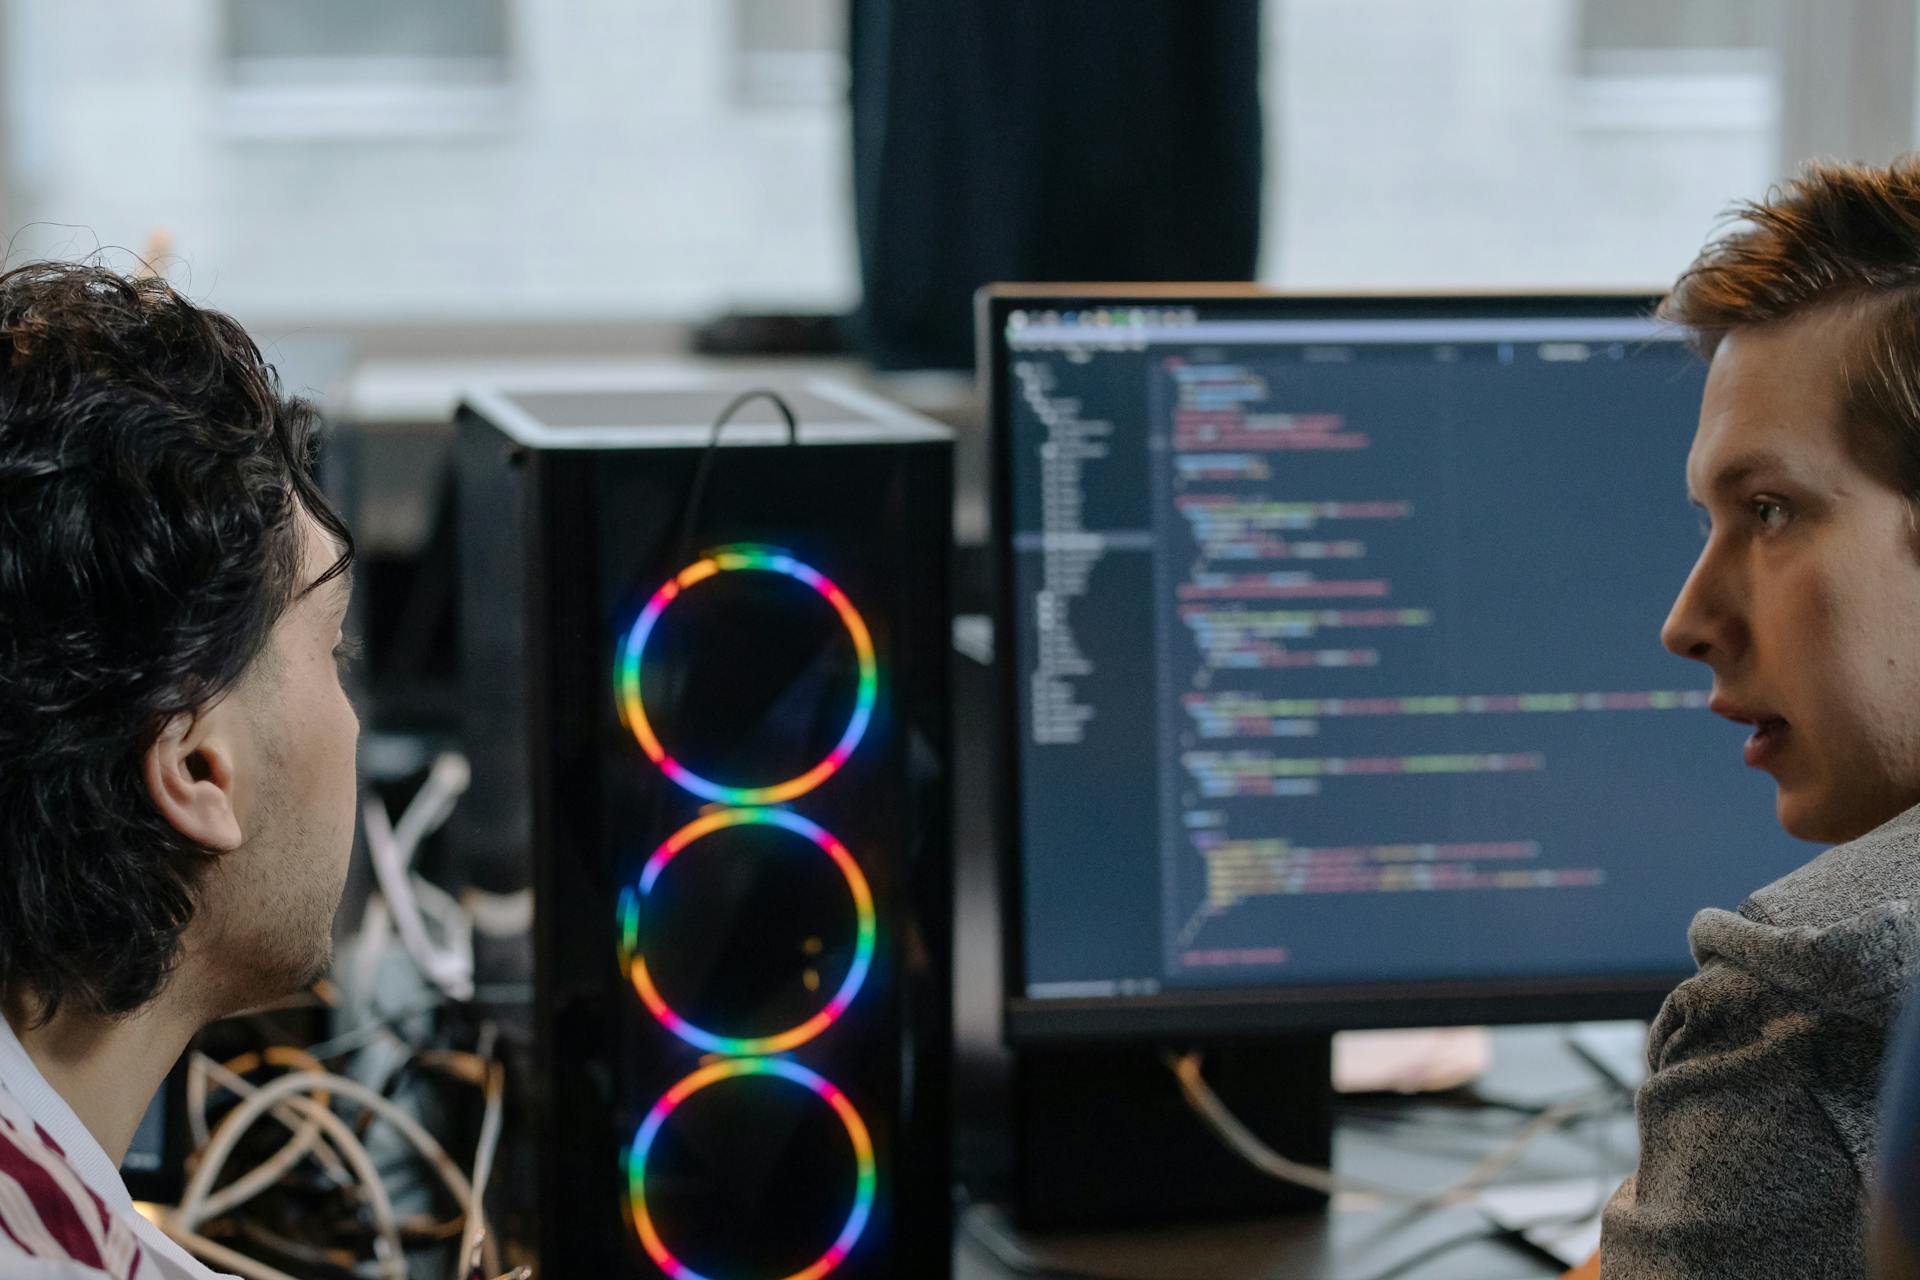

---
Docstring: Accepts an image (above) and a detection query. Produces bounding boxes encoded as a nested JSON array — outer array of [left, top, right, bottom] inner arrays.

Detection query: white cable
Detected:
[[186, 1052, 212, 1150], [399, 1043, 505, 1278], [181, 1068, 488, 1273], [197, 1051, 507, 1279], [190, 1067, 479, 1212], [412, 873, 476, 988], [1421, 1096, 1605, 1207], [186, 1088, 387, 1236], [362, 796, 471, 998], [160, 1222, 305, 1280], [463, 887, 533, 939], [175, 1076, 406, 1280], [392, 753, 470, 854], [187, 1052, 350, 1189], [190, 1048, 354, 1183], [381, 751, 473, 996], [233, 1220, 385, 1279], [345, 893, 397, 1023], [455, 1060, 506, 1280], [1165, 1050, 1611, 1212], [299, 998, 438, 1065], [363, 791, 474, 1000], [188, 1056, 340, 1224]]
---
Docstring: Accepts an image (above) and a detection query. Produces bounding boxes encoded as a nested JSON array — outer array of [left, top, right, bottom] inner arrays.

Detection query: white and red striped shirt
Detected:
[[0, 1016, 225, 1279]]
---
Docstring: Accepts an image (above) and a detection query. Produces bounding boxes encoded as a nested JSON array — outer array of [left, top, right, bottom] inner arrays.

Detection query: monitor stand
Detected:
[[1012, 1035, 1334, 1230]]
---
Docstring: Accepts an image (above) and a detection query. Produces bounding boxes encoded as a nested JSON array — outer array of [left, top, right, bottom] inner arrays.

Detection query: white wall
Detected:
[[3, 0, 860, 325], [1266, 0, 1778, 289], [1, 0, 1784, 326]]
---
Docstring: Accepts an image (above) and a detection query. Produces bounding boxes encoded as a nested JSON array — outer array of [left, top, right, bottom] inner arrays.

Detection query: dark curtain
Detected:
[[850, 0, 1265, 370]]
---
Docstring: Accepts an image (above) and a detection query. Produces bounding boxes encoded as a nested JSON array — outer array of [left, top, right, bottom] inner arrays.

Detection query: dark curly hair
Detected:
[[0, 260, 352, 1022]]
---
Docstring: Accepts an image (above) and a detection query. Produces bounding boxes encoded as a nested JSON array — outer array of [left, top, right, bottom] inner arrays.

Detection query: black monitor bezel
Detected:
[[981, 284, 1704, 1044]]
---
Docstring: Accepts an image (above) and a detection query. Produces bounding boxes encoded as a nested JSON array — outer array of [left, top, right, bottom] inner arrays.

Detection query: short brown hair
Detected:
[[1661, 158, 1920, 499]]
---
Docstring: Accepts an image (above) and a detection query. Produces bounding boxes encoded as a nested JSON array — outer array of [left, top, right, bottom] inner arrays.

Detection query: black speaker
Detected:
[[457, 380, 954, 1279]]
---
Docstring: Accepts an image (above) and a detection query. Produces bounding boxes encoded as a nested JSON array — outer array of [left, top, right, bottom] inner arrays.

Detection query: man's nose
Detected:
[[1661, 549, 1742, 664]]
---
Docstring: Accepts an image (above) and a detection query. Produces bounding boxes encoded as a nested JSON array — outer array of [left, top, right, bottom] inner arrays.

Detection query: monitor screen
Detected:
[[985, 290, 1813, 1039]]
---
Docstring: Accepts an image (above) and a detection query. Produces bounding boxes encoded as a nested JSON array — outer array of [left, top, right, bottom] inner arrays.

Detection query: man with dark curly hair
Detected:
[[0, 261, 357, 1278]]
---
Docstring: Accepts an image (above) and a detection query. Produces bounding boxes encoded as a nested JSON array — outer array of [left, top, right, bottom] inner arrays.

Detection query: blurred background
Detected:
[[32, 4, 1920, 1271], [9, 0, 1913, 1093], [10, 0, 1893, 324], [4, 0, 1901, 680], [5, 0, 1898, 569], [4, 0, 1836, 327]]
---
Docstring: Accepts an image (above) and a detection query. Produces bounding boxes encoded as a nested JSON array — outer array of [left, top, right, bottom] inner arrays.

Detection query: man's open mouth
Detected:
[[1743, 717, 1789, 767]]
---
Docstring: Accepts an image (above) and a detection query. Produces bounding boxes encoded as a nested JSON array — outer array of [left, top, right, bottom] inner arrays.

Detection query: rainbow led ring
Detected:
[[618, 546, 878, 806], [627, 1057, 876, 1280], [617, 808, 876, 1056]]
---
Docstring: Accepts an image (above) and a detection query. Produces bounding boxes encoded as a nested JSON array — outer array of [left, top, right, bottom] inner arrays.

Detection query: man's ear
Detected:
[[143, 704, 246, 852]]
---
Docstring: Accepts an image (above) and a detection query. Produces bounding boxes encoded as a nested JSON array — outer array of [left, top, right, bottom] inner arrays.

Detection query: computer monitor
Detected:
[[983, 287, 1812, 1043]]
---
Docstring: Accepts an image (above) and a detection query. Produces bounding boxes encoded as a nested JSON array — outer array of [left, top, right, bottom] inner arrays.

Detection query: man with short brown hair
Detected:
[[1593, 161, 1920, 1278]]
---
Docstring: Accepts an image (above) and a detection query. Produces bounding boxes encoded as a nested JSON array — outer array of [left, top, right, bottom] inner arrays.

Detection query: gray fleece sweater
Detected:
[[1600, 803, 1920, 1279]]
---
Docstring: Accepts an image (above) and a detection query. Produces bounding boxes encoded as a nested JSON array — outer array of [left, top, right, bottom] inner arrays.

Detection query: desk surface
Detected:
[[955, 1025, 1638, 1280]]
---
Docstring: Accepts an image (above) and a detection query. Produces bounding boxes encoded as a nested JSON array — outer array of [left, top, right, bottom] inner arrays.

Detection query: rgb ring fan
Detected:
[[617, 546, 877, 805], [626, 1057, 876, 1280], [617, 808, 877, 1056]]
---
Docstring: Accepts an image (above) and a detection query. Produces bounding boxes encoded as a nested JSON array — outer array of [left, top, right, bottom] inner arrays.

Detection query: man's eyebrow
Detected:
[[1688, 450, 1793, 506]]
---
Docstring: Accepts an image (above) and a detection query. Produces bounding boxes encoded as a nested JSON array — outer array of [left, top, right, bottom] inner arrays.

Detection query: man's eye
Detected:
[[333, 635, 364, 671], [1752, 497, 1791, 531]]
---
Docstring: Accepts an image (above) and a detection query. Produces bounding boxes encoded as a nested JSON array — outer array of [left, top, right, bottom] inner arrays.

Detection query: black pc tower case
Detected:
[[457, 377, 953, 1279]]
